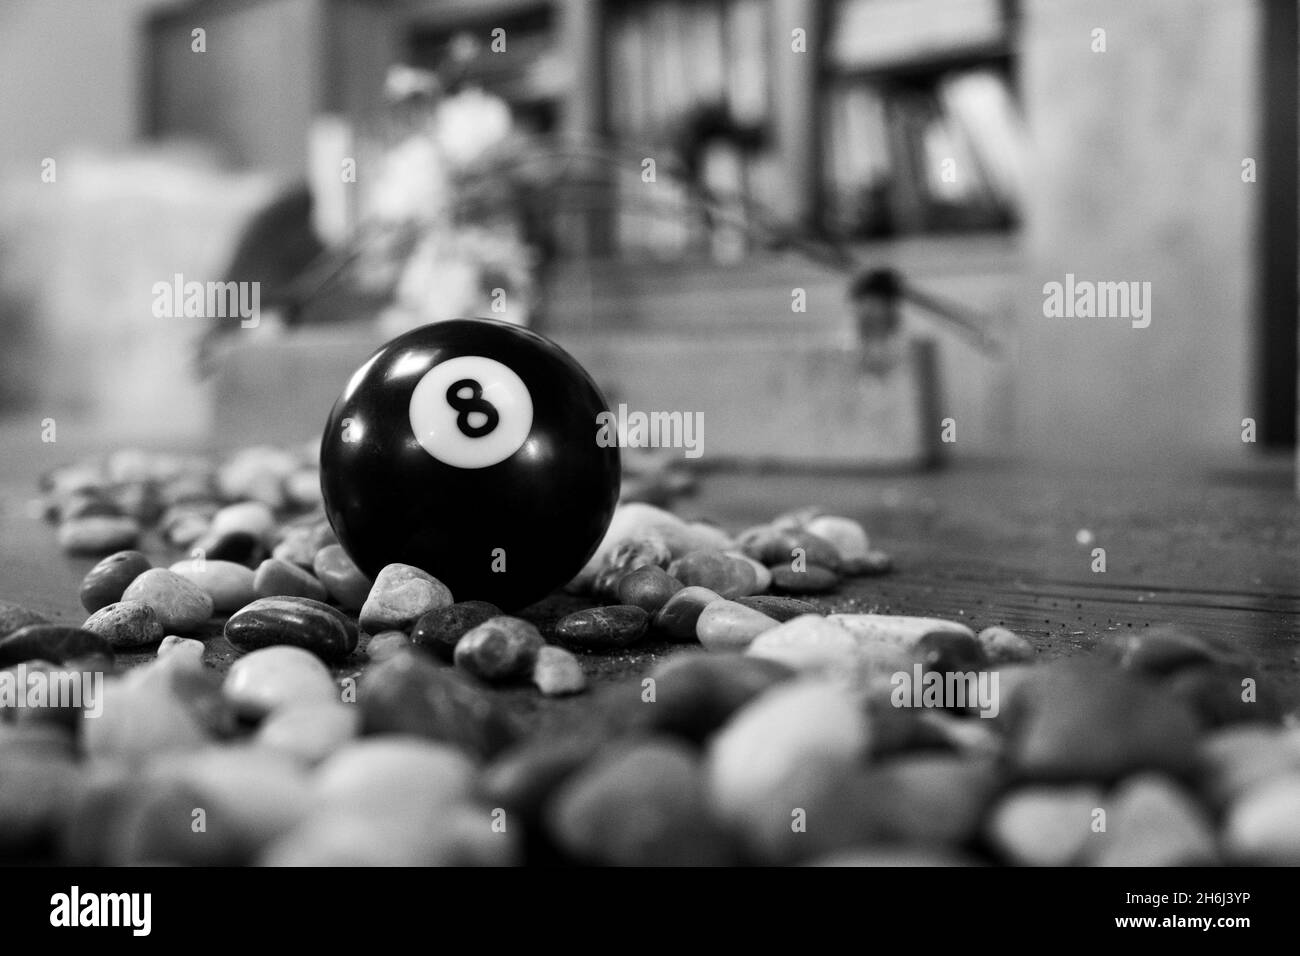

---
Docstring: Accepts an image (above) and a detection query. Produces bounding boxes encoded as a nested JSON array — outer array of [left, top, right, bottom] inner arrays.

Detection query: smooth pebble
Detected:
[[615, 565, 684, 614], [695, 600, 779, 652], [706, 680, 870, 831], [633, 652, 795, 743], [745, 615, 860, 676], [156, 635, 205, 668], [365, 630, 411, 661], [210, 501, 276, 542], [253, 557, 329, 603], [724, 551, 772, 593], [224, 597, 358, 662], [985, 785, 1104, 866], [769, 564, 838, 594], [194, 530, 268, 568], [314, 737, 477, 819], [410, 601, 503, 662], [223, 645, 339, 716], [827, 613, 976, 651], [312, 545, 373, 611], [82, 600, 165, 649], [804, 515, 870, 562], [548, 740, 734, 866], [1007, 661, 1201, 781], [667, 550, 760, 599], [82, 665, 232, 761], [256, 702, 359, 764], [359, 651, 514, 758], [532, 645, 587, 696], [652, 586, 723, 642], [168, 559, 256, 614], [554, 606, 649, 651], [0, 626, 113, 667], [79, 550, 152, 613], [739, 527, 841, 572], [1197, 724, 1300, 808], [121, 568, 215, 633], [358, 563, 453, 633], [734, 595, 821, 622], [1083, 773, 1217, 866], [57, 516, 140, 555], [977, 626, 1035, 663], [1223, 774, 1300, 864], [454, 616, 544, 682]]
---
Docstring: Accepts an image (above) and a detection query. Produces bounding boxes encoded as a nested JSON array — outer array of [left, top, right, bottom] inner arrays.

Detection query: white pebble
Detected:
[[805, 515, 870, 562], [695, 599, 779, 652], [745, 615, 859, 675], [223, 645, 338, 716], [986, 785, 1105, 866], [826, 613, 974, 651], [706, 679, 869, 827], [532, 646, 587, 696], [977, 626, 1035, 663], [210, 501, 276, 543], [313, 738, 476, 820], [1223, 773, 1300, 864], [156, 635, 205, 668], [256, 703, 359, 764], [168, 559, 257, 613]]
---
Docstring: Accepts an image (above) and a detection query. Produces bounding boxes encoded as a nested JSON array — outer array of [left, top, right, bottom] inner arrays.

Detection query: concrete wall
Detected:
[[1015, 0, 1260, 464], [0, 0, 181, 179]]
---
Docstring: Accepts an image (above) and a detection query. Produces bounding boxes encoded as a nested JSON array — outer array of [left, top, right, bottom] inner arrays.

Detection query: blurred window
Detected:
[[820, 0, 1024, 238], [603, 0, 774, 261]]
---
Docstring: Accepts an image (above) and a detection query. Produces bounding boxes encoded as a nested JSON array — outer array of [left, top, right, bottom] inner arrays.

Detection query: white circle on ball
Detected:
[[409, 355, 534, 468]]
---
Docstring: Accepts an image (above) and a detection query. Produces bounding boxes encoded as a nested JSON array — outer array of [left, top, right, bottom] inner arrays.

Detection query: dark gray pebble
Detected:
[[735, 595, 822, 622], [1165, 663, 1284, 728], [0, 626, 114, 667], [546, 740, 735, 866], [359, 650, 515, 759], [198, 531, 268, 568], [224, 597, 358, 661], [553, 606, 649, 651], [410, 601, 502, 662], [632, 652, 796, 743], [1100, 625, 1250, 677], [1007, 661, 1202, 781], [651, 586, 722, 642], [616, 565, 684, 614], [454, 617, 544, 683], [480, 735, 603, 825], [742, 528, 842, 572], [769, 564, 839, 594], [79, 550, 152, 613]]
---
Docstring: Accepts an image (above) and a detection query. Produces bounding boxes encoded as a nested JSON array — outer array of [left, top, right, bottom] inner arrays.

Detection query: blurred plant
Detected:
[[200, 62, 1002, 369], [354, 69, 538, 334]]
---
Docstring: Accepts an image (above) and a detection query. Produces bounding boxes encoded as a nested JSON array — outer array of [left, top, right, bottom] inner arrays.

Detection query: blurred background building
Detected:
[[0, 0, 1294, 470]]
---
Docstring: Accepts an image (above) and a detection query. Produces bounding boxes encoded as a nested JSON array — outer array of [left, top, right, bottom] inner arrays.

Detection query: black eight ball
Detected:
[[320, 319, 621, 610]]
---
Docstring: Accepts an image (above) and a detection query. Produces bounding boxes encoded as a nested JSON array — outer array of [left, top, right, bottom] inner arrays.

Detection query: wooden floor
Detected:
[[3, 449, 1298, 719]]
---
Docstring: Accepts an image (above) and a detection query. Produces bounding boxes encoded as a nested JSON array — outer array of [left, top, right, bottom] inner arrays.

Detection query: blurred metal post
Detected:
[[1254, 0, 1298, 473], [558, 0, 606, 258], [769, 0, 822, 230]]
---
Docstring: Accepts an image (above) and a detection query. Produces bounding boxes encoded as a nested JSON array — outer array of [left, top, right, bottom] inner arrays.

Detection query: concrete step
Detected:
[[212, 325, 940, 468]]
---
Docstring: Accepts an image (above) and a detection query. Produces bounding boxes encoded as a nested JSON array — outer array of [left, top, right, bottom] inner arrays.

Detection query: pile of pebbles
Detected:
[[1, 447, 1298, 865]]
